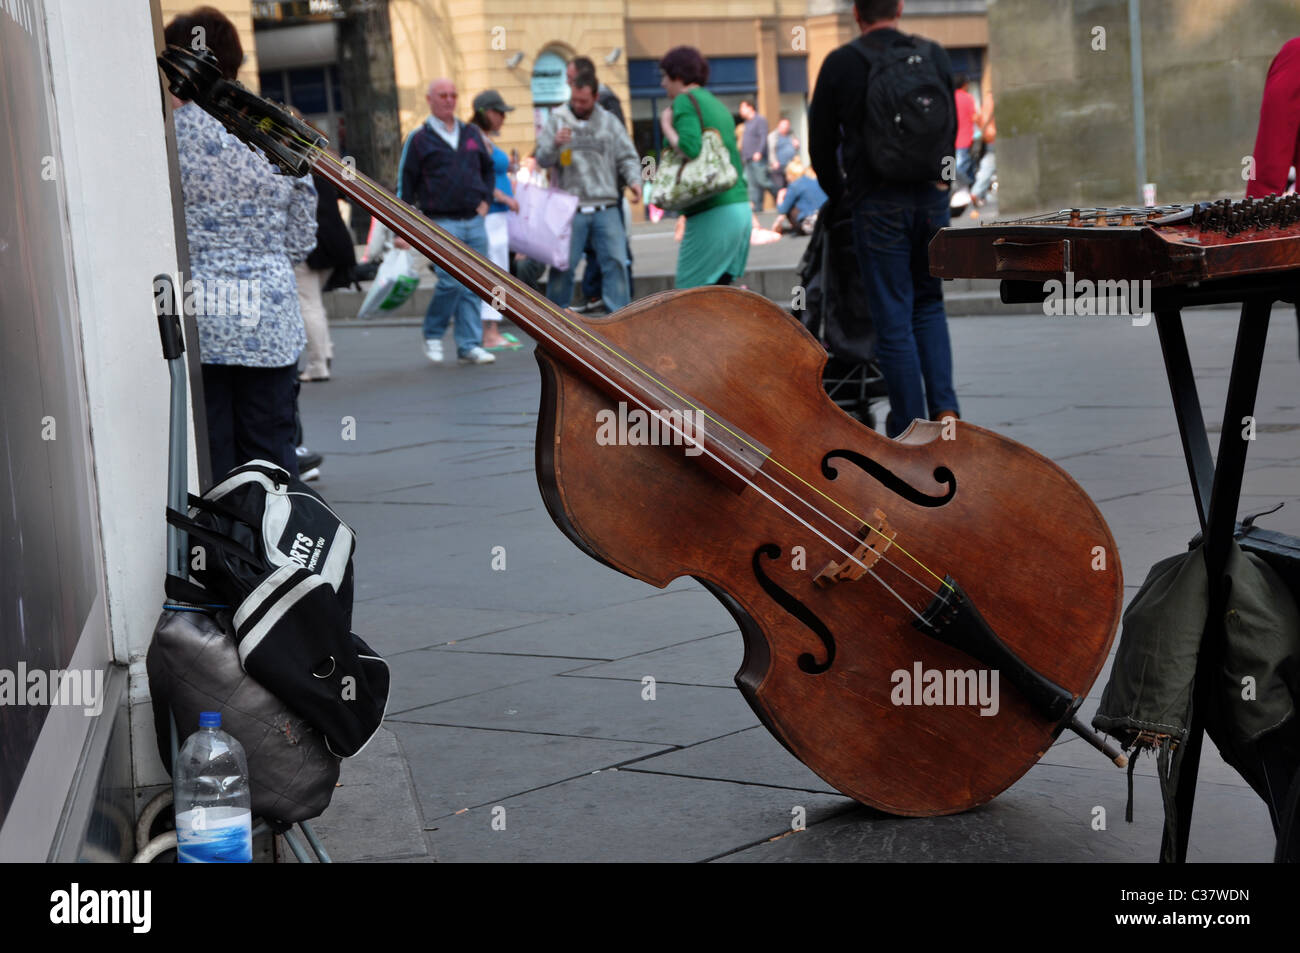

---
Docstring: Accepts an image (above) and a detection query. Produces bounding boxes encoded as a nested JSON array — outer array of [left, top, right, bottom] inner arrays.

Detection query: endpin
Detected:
[[1068, 714, 1128, 768]]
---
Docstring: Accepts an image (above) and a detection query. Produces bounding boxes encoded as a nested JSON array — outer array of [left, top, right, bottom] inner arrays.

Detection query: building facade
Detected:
[[989, 0, 1300, 215], [239, 0, 989, 186]]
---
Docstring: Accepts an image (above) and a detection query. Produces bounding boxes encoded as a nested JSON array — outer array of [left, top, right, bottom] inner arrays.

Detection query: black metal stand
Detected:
[[1155, 301, 1273, 863], [1006, 269, 1300, 862]]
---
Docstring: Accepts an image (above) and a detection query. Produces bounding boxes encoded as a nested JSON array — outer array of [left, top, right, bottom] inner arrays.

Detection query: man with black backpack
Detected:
[[809, 0, 960, 438]]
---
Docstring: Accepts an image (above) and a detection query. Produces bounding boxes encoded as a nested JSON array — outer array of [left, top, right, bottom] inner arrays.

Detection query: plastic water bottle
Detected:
[[173, 711, 252, 863]]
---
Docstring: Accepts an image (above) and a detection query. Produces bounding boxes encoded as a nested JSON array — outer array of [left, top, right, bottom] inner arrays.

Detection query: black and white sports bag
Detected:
[[167, 460, 356, 621], [166, 460, 388, 757]]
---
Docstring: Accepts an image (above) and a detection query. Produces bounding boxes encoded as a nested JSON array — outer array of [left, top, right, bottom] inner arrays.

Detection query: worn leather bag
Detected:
[[148, 608, 340, 823]]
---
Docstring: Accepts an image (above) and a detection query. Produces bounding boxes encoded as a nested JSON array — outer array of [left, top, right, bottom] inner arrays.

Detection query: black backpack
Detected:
[[851, 33, 956, 183]]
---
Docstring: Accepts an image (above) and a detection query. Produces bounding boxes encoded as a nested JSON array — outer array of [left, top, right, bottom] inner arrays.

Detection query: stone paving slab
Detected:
[[351, 604, 557, 654], [388, 722, 670, 825], [716, 763, 1275, 862], [395, 672, 760, 746], [561, 630, 742, 687], [424, 768, 853, 863], [437, 588, 736, 660], [1055, 451, 1191, 496], [384, 650, 584, 714], [360, 566, 656, 617], [292, 727, 428, 863], [980, 407, 1184, 461], [620, 726, 840, 795]]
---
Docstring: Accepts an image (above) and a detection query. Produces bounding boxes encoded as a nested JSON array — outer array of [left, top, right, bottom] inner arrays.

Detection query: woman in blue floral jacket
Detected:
[[166, 9, 317, 480]]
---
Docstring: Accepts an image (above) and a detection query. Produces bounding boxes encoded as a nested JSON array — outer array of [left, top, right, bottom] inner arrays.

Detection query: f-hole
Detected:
[[752, 544, 836, 674], [822, 450, 956, 507]]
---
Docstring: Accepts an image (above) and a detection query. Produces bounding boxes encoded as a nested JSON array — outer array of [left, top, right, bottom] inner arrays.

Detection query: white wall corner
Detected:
[[43, 0, 198, 798], [44, 0, 190, 669]]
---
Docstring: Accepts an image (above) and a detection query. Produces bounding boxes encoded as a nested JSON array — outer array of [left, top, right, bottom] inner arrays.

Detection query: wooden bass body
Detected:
[[534, 286, 1123, 815]]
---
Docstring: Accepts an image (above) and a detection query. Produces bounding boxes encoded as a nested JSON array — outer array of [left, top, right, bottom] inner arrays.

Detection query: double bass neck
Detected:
[[311, 154, 765, 490]]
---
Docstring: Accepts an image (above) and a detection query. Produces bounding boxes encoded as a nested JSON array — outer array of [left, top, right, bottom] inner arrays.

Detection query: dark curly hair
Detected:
[[164, 6, 243, 81], [658, 46, 709, 86]]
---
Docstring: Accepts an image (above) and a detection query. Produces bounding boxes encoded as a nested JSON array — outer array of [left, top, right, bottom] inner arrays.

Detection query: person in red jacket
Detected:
[[1247, 37, 1300, 199], [953, 74, 978, 185], [1248, 37, 1300, 359]]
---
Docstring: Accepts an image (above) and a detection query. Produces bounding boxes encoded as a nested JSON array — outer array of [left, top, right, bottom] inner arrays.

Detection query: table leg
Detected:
[[1154, 310, 1214, 530], [1161, 299, 1272, 863]]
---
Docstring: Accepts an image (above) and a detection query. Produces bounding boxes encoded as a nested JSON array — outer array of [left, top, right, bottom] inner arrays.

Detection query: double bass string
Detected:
[[288, 135, 946, 621], [300, 141, 944, 618]]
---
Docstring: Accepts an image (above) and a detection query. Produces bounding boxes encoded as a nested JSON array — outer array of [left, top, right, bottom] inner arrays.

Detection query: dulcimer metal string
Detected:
[[278, 130, 950, 622]]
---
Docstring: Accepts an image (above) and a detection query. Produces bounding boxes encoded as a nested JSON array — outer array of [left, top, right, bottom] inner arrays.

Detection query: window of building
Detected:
[[777, 56, 807, 94]]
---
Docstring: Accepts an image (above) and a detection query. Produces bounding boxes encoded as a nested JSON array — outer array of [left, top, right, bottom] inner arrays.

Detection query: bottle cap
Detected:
[[199, 711, 222, 728]]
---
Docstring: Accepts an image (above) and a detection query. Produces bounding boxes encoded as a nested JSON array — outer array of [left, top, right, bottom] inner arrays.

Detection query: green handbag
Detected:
[[653, 92, 739, 212]]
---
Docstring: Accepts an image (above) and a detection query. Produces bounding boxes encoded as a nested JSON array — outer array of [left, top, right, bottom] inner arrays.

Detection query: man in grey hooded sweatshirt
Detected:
[[537, 73, 642, 312]]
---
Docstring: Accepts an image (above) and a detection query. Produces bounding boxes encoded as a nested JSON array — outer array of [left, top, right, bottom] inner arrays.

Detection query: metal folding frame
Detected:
[[1149, 273, 1294, 863]]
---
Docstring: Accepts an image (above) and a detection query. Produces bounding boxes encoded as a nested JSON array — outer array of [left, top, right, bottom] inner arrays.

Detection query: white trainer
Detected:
[[458, 346, 496, 365], [424, 338, 444, 363]]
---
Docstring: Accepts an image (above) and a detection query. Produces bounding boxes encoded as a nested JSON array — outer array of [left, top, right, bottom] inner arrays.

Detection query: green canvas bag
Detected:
[[1093, 539, 1300, 859]]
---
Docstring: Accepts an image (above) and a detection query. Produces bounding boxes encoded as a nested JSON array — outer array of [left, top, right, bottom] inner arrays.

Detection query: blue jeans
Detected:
[[746, 159, 773, 210], [424, 215, 487, 357], [955, 147, 975, 187], [972, 146, 996, 201], [546, 206, 629, 312], [849, 183, 959, 438], [580, 204, 635, 303]]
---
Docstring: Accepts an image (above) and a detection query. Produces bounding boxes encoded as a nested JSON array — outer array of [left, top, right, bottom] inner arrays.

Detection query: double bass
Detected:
[[159, 46, 1126, 817]]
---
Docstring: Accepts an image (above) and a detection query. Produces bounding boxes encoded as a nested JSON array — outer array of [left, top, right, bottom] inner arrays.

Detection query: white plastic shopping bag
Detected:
[[507, 181, 578, 271], [357, 248, 419, 319]]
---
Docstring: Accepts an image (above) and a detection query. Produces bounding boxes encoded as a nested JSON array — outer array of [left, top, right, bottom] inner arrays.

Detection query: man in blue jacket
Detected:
[[396, 77, 496, 365]]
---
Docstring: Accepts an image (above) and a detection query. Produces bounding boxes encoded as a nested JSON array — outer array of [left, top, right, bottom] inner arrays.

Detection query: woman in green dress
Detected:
[[657, 46, 752, 289]]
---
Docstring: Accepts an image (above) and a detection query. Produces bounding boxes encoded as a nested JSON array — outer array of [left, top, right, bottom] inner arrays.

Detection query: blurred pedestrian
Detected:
[[739, 100, 776, 211], [395, 78, 496, 365], [297, 168, 356, 381], [953, 74, 978, 186], [1246, 36, 1300, 357], [165, 7, 314, 480], [537, 72, 642, 312], [658, 45, 751, 288], [772, 160, 828, 236], [567, 56, 626, 125], [1246, 37, 1300, 199], [810, 0, 959, 437], [970, 107, 996, 207], [566, 57, 635, 312], [471, 89, 522, 350], [767, 117, 799, 191]]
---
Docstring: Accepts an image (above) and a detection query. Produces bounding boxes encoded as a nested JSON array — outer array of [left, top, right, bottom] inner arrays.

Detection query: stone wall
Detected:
[[989, 0, 1300, 215]]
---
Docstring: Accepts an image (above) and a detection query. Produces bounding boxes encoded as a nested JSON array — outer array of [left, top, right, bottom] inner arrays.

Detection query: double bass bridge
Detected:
[[814, 509, 896, 587]]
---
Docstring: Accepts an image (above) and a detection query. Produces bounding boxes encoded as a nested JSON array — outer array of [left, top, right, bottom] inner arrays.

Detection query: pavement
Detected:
[[289, 303, 1300, 863]]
